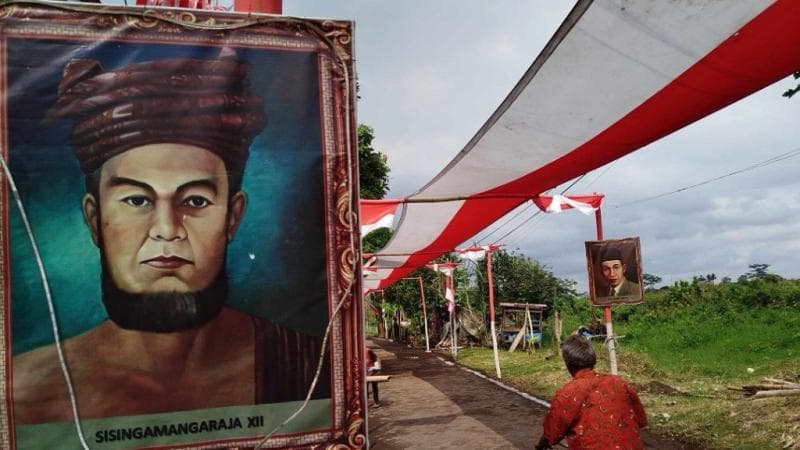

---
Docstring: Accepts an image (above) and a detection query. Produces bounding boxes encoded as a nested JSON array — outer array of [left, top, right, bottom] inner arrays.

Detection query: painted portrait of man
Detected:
[[586, 238, 644, 305], [7, 39, 333, 438]]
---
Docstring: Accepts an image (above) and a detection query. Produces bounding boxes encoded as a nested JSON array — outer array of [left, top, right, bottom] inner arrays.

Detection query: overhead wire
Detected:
[[504, 213, 549, 249], [473, 200, 534, 243], [579, 162, 614, 191], [473, 159, 613, 246], [486, 174, 586, 246], [613, 146, 800, 208], [489, 144, 800, 247]]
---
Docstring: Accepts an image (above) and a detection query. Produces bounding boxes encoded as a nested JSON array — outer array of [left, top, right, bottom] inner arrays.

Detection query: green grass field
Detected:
[[448, 280, 800, 449]]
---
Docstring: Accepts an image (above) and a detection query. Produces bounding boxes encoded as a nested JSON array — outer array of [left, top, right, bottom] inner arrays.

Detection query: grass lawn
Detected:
[[449, 306, 800, 449]]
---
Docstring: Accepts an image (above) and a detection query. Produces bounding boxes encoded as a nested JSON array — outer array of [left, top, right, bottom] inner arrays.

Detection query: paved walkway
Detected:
[[365, 338, 691, 450], [366, 338, 543, 449]]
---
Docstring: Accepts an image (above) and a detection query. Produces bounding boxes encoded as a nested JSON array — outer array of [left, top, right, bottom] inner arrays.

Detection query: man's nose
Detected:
[[148, 202, 187, 241]]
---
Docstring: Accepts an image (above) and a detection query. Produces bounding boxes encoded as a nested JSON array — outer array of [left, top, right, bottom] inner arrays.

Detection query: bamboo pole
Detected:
[[752, 389, 800, 399], [554, 309, 562, 355]]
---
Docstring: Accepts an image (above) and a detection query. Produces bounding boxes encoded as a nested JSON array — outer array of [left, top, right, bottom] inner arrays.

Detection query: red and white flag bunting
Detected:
[[430, 263, 454, 277], [532, 194, 603, 215], [445, 285, 455, 313], [457, 246, 493, 262], [360, 199, 401, 236]]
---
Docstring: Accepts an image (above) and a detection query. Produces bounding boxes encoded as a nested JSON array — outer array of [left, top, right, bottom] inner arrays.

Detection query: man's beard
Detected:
[[100, 256, 228, 333]]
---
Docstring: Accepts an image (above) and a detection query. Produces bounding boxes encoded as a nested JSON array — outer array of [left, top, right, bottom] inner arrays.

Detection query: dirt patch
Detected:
[[633, 381, 689, 396]]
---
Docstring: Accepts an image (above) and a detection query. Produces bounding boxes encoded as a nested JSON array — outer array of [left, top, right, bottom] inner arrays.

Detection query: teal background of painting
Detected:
[[7, 39, 328, 354]]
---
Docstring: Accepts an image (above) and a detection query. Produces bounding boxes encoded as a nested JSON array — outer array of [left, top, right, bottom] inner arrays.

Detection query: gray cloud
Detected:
[[282, 1, 800, 291]]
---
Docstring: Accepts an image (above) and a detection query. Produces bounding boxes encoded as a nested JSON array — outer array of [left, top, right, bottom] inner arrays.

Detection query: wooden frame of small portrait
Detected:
[[585, 237, 644, 306]]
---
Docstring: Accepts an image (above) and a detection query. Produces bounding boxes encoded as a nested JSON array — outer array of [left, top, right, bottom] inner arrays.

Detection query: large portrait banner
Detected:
[[0, 2, 363, 449], [585, 237, 644, 306]]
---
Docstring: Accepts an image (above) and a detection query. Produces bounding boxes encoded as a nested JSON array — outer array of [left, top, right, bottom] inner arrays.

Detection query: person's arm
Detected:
[[534, 435, 551, 450], [366, 350, 381, 373], [626, 383, 648, 428], [538, 388, 581, 447]]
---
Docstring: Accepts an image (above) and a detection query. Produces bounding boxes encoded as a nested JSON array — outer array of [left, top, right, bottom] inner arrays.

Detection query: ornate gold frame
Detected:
[[0, 2, 364, 448]]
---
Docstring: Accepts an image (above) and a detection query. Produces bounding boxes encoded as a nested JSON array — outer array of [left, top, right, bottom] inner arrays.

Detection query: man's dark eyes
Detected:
[[183, 196, 212, 208], [122, 196, 152, 207]]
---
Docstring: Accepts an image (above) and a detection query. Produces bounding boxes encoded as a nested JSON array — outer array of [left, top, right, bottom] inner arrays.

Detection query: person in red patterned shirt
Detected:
[[535, 335, 648, 449]]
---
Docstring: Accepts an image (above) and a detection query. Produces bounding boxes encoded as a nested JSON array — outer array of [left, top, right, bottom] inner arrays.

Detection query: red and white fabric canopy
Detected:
[[364, 0, 800, 291]]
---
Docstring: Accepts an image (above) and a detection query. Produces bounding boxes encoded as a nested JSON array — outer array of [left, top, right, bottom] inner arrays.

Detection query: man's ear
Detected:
[[82, 193, 100, 247], [227, 191, 247, 242]]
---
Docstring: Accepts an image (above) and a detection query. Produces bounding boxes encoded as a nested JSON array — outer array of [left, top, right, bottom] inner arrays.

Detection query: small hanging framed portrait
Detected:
[[585, 237, 644, 306]]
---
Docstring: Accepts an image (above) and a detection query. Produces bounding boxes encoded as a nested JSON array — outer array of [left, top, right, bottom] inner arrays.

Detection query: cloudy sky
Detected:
[[123, 0, 798, 292], [281, 1, 800, 292]]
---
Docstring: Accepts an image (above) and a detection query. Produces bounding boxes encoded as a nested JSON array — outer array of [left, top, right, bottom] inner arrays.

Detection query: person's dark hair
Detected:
[[561, 335, 596, 375], [600, 246, 624, 263]]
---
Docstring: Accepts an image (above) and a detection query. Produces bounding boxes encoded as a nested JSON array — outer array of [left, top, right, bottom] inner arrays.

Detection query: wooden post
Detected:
[[508, 320, 526, 353], [486, 249, 502, 378], [450, 274, 458, 360], [417, 277, 431, 352], [380, 290, 389, 340], [554, 309, 562, 355], [596, 207, 618, 375], [525, 305, 535, 353]]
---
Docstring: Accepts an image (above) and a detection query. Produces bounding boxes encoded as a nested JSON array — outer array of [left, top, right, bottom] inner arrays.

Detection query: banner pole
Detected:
[[596, 207, 618, 375], [233, 0, 281, 13], [450, 274, 458, 359], [417, 277, 431, 352], [486, 249, 502, 378]]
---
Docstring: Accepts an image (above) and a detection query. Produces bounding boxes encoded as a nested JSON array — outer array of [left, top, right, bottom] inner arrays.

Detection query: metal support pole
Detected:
[[595, 207, 604, 241], [486, 250, 502, 378], [380, 290, 388, 340], [604, 306, 617, 375], [595, 207, 618, 375], [417, 277, 431, 352], [449, 274, 458, 359]]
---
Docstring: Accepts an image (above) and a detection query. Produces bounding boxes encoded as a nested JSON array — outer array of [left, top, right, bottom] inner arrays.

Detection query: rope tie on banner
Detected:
[[254, 34, 357, 450], [253, 277, 354, 449], [0, 158, 91, 450]]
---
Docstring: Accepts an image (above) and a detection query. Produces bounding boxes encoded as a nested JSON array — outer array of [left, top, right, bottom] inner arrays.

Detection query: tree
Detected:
[[694, 273, 716, 284], [741, 263, 771, 281], [358, 124, 390, 199], [362, 227, 392, 254], [642, 273, 662, 290], [382, 254, 458, 344], [474, 249, 576, 311]]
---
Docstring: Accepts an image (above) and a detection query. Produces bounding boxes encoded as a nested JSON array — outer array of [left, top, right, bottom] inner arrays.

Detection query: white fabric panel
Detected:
[[360, 213, 395, 236], [366, 200, 464, 286], [377, 200, 464, 252], [414, 0, 771, 199], [370, 0, 777, 287]]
